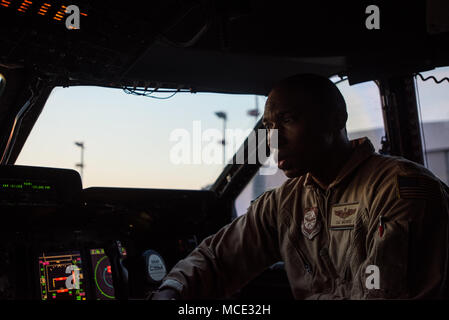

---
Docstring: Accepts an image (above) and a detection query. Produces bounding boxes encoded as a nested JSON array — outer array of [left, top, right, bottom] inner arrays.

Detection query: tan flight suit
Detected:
[[160, 138, 449, 299]]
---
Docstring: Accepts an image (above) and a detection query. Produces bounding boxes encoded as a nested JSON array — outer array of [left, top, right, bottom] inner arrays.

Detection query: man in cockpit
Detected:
[[152, 74, 449, 299]]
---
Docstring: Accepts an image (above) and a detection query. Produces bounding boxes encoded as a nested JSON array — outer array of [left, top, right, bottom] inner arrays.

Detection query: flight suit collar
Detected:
[[303, 137, 375, 190]]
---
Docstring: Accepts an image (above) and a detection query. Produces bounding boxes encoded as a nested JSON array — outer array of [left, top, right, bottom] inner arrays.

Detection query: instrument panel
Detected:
[[0, 165, 216, 300], [32, 244, 167, 301]]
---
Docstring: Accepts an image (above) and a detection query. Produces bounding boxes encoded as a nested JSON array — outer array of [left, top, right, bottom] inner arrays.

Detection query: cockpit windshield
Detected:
[[16, 86, 266, 189]]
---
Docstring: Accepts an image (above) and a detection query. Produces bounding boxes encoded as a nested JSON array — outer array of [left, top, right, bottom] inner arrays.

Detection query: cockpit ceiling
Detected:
[[121, 46, 346, 95], [0, 0, 448, 94]]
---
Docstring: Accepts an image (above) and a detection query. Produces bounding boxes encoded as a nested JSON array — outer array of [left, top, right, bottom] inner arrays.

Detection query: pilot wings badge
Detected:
[[301, 207, 322, 240], [330, 203, 359, 229]]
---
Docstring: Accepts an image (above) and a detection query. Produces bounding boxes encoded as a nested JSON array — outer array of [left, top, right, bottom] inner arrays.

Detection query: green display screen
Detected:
[[0, 178, 57, 206]]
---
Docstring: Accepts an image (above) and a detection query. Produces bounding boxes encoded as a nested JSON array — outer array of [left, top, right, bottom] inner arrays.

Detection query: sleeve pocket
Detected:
[[367, 219, 410, 298]]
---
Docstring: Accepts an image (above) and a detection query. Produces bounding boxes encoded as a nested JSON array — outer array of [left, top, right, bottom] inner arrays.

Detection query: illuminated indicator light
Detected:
[[0, 3, 8, 6], [57, 289, 68, 293], [80, 13, 87, 16], [55, 13, 63, 17], [37, 12, 45, 15]]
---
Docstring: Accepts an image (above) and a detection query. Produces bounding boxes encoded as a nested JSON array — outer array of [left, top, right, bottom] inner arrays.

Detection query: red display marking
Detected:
[[57, 289, 69, 293], [107, 266, 112, 274], [54, 277, 67, 281]]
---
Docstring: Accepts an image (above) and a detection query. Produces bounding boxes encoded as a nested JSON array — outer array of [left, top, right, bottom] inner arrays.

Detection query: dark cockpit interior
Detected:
[[0, 0, 449, 300]]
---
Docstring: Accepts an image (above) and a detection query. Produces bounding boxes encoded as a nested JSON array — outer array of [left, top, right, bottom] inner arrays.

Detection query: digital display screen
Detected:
[[38, 251, 87, 300], [0, 179, 57, 206], [89, 248, 114, 300]]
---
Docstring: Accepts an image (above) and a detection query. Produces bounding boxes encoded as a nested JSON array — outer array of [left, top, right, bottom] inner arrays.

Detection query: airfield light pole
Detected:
[[214, 111, 227, 167], [74, 141, 84, 180]]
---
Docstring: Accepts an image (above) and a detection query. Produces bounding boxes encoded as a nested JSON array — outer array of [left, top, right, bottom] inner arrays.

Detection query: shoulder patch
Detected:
[[396, 175, 441, 200]]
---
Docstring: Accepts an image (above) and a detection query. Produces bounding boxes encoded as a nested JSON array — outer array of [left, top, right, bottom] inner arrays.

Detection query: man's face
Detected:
[[263, 87, 331, 178]]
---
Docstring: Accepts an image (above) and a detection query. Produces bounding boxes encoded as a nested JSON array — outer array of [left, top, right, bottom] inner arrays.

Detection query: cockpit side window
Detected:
[[414, 66, 449, 185]]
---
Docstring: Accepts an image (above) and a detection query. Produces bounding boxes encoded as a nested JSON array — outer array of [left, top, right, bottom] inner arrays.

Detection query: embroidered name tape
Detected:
[[330, 203, 359, 229]]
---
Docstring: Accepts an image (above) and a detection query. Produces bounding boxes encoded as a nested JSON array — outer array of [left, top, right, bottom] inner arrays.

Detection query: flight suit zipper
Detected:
[[315, 187, 338, 293], [287, 231, 313, 275]]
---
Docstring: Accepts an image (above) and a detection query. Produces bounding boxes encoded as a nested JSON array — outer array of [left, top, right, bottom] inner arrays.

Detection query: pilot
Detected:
[[151, 74, 449, 299]]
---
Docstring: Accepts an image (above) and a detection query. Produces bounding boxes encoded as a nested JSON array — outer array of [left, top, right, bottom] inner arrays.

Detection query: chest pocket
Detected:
[[327, 205, 367, 281]]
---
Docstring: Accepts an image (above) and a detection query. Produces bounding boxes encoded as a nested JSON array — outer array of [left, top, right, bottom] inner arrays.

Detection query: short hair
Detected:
[[272, 73, 348, 128]]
